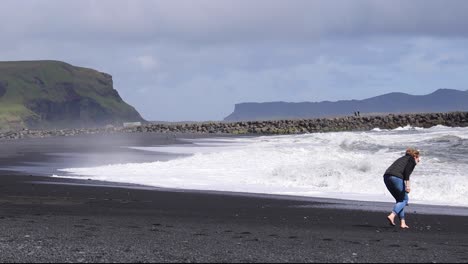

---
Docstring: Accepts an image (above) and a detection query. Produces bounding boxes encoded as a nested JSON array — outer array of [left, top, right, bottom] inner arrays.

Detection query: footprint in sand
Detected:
[[193, 233, 209, 237]]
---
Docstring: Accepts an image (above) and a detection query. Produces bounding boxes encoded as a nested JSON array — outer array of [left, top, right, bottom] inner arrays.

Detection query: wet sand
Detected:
[[1, 133, 468, 263]]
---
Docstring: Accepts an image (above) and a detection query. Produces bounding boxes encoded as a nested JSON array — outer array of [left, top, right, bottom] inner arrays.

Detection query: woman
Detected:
[[383, 148, 420, 229]]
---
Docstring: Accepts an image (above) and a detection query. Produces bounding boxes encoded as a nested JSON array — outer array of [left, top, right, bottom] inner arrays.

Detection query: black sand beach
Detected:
[[1, 134, 468, 263]]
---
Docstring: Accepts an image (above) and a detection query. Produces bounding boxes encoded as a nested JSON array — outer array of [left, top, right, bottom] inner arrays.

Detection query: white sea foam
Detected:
[[56, 126, 468, 207]]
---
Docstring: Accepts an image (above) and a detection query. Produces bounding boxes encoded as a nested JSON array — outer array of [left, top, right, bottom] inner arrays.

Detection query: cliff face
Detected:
[[224, 89, 468, 121], [0, 60, 144, 129]]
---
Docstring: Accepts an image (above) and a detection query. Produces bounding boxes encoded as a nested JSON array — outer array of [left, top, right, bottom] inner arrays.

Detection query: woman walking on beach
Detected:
[[383, 148, 420, 229]]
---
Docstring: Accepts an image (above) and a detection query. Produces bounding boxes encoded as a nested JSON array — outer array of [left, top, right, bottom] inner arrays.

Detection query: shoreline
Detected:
[[6, 172, 468, 219], [3, 132, 468, 215], [45, 174, 468, 217]]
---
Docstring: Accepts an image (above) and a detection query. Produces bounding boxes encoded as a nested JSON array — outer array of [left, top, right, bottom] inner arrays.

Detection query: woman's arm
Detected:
[[405, 180, 411, 193], [403, 158, 416, 181]]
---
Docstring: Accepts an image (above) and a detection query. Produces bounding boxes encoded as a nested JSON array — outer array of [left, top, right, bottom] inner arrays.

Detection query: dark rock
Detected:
[[0, 80, 7, 97], [33, 76, 46, 89]]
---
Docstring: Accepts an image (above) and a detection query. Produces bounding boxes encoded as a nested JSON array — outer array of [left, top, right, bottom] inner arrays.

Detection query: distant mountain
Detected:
[[224, 89, 468, 121], [0, 60, 144, 130]]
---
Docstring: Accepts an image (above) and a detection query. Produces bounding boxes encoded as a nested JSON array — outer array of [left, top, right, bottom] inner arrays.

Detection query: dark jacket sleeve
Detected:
[[402, 158, 416, 181]]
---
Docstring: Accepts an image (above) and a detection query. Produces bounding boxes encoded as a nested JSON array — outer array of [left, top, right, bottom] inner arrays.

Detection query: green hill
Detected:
[[0, 60, 144, 130]]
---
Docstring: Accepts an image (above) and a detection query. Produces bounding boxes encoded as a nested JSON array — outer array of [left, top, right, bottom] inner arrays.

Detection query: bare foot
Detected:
[[400, 220, 409, 229], [387, 214, 396, 226]]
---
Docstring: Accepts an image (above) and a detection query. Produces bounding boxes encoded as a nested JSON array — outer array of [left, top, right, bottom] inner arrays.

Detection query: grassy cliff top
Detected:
[[0, 60, 113, 102], [0, 60, 143, 130]]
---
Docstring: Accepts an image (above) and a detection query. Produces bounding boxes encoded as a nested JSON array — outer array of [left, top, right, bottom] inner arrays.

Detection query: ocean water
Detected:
[[55, 125, 468, 207]]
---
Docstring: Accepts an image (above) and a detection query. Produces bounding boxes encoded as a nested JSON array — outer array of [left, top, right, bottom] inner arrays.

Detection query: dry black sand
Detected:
[[1, 134, 467, 263]]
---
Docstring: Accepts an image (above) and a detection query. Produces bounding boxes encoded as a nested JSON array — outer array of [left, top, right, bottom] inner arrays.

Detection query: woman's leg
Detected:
[[395, 192, 409, 219], [398, 193, 410, 228], [393, 191, 408, 219], [384, 176, 408, 226]]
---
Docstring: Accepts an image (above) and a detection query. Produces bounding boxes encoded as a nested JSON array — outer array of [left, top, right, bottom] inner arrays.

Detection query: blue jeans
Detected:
[[384, 175, 409, 220]]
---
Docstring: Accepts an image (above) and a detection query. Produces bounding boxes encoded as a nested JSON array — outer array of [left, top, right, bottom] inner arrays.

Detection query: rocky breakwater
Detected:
[[130, 112, 468, 135], [1, 112, 468, 140], [0, 126, 119, 140]]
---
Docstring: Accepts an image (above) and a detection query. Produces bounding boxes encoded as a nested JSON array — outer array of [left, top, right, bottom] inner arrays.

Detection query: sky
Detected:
[[2, 0, 468, 121]]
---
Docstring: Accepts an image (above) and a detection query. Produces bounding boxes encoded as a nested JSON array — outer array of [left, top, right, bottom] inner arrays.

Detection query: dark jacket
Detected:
[[384, 154, 416, 181]]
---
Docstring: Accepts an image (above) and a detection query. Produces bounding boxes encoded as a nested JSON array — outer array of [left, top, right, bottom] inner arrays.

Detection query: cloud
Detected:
[[135, 55, 159, 71], [3, 0, 468, 44]]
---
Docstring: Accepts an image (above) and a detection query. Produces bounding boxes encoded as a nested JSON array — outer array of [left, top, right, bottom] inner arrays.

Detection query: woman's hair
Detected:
[[406, 148, 420, 158]]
